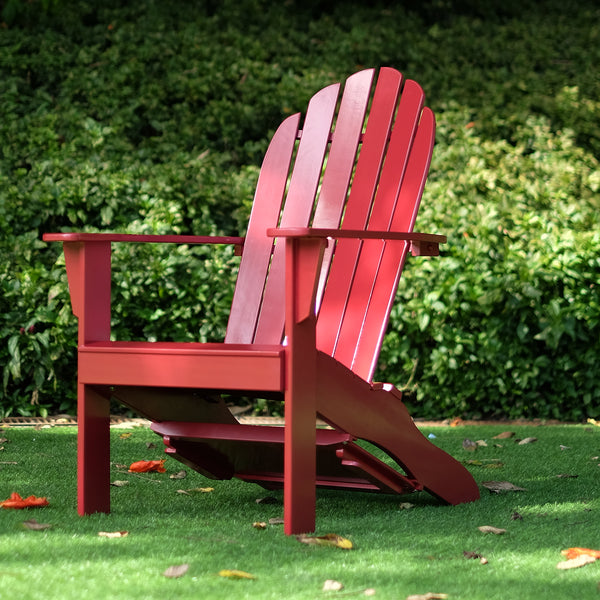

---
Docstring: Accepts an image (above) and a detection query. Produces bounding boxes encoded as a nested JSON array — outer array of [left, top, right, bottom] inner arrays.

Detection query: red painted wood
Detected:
[[78, 342, 284, 390], [283, 237, 323, 535], [43, 232, 244, 246], [253, 83, 340, 344], [44, 68, 480, 534], [352, 107, 436, 380], [77, 384, 111, 515], [225, 113, 300, 343], [331, 79, 427, 375], [316, 67, 403, 355]]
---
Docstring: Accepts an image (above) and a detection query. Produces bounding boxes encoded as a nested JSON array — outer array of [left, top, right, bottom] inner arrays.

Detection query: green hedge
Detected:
[[1, 0, 599, 420]]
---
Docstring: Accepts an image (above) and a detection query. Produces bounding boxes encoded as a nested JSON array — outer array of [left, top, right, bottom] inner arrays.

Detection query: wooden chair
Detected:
[[44, 67, 479, 535]]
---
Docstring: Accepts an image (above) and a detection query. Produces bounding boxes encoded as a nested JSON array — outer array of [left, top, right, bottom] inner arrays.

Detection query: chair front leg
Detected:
[[283, 237, 325, 535], [77, 383, 111, 515]]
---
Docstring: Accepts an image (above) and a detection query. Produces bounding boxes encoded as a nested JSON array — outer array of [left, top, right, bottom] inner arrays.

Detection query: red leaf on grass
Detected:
[[128, 459, 166, 473], [562, 547, 600, 560], [0, 492, 49, 509]]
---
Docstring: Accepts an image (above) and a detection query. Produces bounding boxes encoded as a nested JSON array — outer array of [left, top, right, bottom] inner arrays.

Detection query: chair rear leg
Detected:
[[77, 383, 111, 515]]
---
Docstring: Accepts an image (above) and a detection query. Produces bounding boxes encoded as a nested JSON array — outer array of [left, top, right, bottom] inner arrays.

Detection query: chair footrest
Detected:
[[151, 421, 420, 495]]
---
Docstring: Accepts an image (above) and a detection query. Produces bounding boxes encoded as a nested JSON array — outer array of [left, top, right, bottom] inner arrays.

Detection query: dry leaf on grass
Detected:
[[0, 492, 49, 509], [269, 517, 284, 525], [406, 593, 448, 600], [98, 531, 129, 538], [399, 502, 415, 510], [482, 481, 526, 494], [170, 470, 187, 480], [128, 459, 166, 473], [557, 554, 597, 570], [22, 519, 52, 531], [323, 580, 344, 591], [119, 432, 133, 439], [252, 522, 267, 529], [478, 525, 506, 535], [110, 480, 129, 487], [218, 569, 256, 580], [517, 437, 537, 445], [462, 439, 478, 451], [296, 533, 353, 549], [163, 564, 189, 578], [493, 431, 515, 439], [562, 548, 600, 560], [255, 496, 279, 505], [463, 551, 488, 564]]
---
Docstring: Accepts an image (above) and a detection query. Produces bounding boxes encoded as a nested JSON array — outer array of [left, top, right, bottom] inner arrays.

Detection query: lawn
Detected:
[[1, 422, 599, 599]]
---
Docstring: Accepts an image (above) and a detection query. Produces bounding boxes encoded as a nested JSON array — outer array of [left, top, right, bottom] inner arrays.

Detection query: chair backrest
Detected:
[[225, 67, 435, 383]]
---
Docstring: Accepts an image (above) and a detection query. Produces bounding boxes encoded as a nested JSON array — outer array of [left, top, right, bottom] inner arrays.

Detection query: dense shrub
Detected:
[[0, 0, 598, 420]]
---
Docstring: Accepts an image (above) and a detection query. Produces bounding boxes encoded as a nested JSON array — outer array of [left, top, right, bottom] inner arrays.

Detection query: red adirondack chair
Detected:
[[44, 67, 479, 535]]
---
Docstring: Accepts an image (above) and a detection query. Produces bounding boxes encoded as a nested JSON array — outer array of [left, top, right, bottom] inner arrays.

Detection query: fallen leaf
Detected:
[[119, 432, 133, 439], [559, 445, 570, 450], [128, 459, 166, 473], [0, 437, 8, 443], [399, 502, 415, 510], [110, 480, 130, 487], [0, 492, 49, 509], [98, 531, 129, 538], [176, 489, 190, 495], [561, 547, 600, 560], [22, 519, 52, 531], [169, 470, 187, 480], [511, 512, 523, 521], [252, 522, 267, 529], [364, 589, 376, 596], [187, 487, 214, 493], [450, 417, 463, 427], [475, 440, 488, 447], [323, 580, 344, 591], [406, 593, 448, 600], [556, 473, 578, 479], [517, 437, 537, 445], [478, 525, 507, 535], [557, 555, 597, 570], [163, 564, 189, 578], [255, 496, 279, 505], [492, 431, 515, 439], [146, 442, 157, 449], [463, 551, 488, 564], [218, 569, 256, 580], [482, 481, 526, 494], [462, 439, 478, 451], [296, 533, 353, 549], [269, 517, 284, 525]]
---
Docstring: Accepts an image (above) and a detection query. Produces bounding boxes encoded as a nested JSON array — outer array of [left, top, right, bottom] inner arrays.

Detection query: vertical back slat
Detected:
[[225, 113, 300, 343], [331, 80, 426, 372], [253, 83, 340, 344], [316, 68, 403, 355], [351, 107, 436, 381], [312, 69, 375, 304]]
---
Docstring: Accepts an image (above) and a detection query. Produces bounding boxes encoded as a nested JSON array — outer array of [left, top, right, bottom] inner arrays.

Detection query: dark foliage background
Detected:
[[1, 0, 598, 420]]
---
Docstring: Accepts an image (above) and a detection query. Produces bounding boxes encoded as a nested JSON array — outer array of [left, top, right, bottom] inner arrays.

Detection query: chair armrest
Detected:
[[43, 232, 245, 253], [266, 227, 446, 257]]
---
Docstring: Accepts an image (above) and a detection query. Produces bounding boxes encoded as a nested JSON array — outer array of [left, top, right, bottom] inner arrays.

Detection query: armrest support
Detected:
[[266, 227, 446, 257]]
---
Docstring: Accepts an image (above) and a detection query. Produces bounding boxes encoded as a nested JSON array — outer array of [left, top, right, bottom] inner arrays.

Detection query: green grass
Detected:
[[1, 423, 599, 599]]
